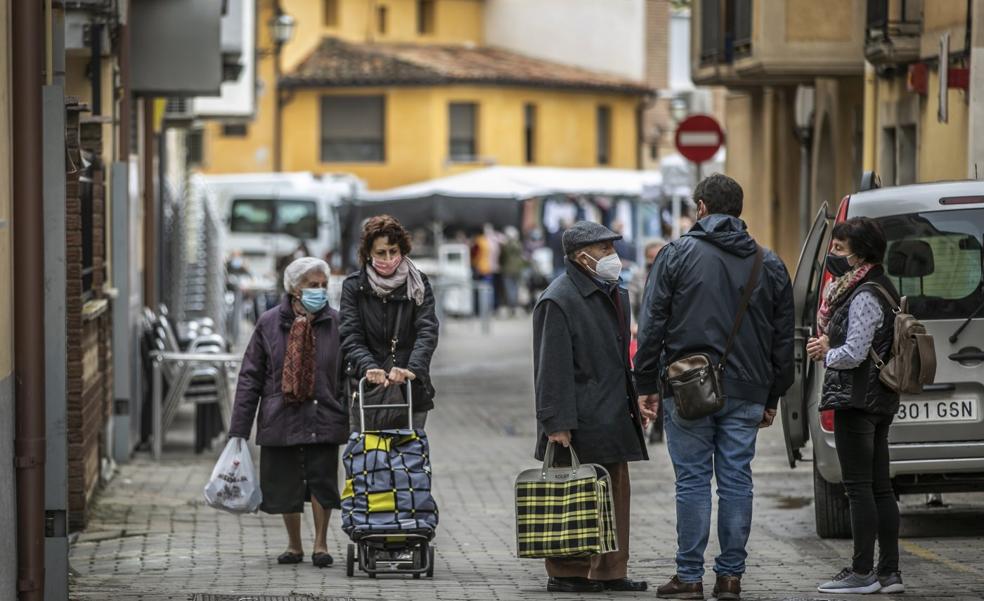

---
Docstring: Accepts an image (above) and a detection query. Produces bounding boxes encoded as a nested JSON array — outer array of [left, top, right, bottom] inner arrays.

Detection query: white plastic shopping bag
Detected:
[[203, 437, 262, 514]]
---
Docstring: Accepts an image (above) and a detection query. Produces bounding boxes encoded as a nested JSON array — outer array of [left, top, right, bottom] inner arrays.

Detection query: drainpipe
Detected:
[[636, 92, 658, 170], [12, 0, 47, 599], [118, 6, 131, 160]]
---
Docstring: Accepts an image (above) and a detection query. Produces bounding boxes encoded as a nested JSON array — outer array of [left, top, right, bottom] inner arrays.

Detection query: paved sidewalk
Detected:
[[70, 317, 984, 601]]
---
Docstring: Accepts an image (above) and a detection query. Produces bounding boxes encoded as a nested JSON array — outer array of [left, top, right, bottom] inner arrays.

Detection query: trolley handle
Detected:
[[357, 376, 414, 432]]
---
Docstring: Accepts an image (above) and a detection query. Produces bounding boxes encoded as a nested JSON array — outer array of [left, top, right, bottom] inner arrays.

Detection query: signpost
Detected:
[[673, 114, 724, 237]]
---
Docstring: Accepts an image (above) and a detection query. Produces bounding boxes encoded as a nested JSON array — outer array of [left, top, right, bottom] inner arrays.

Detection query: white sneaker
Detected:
[[878, 572, 905, 594], [818, 568, 881, 594]]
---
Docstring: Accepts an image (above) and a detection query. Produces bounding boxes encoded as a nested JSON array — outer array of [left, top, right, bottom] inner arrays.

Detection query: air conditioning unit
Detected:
[[163, 98, 194, 124], [64, 10, 113, 55]]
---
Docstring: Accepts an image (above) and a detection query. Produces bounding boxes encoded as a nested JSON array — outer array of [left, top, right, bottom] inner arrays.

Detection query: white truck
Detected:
[[195, 172, 365, 307]]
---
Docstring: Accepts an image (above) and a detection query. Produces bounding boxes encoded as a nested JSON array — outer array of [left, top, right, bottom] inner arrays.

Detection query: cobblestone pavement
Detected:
[[71, 317, 984, 601]]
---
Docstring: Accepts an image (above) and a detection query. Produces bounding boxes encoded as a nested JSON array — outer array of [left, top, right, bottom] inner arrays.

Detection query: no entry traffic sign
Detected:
[[674, 114, 724, 164]]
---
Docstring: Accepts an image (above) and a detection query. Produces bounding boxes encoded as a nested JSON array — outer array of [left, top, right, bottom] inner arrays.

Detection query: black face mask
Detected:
[[825, 253, 853, 277]]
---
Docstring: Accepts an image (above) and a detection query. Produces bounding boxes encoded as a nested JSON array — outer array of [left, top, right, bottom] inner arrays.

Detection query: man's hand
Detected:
[[638, 394, 660, 428], [366, 369, 387, 385], [387, 367, 416, 385], [806, 335, 829, 362], [547, 430, 571, 448], [760, 408, 777, 429]]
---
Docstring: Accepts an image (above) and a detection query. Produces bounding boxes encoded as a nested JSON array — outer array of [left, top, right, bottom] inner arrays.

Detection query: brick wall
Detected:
[[66, 103, 114, 531]]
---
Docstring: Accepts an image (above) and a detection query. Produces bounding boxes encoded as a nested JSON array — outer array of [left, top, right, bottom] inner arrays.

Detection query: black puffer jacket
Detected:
[[819, 267, 900, 415], [634, 214, 795, 409], [339, 269, 440, 412]]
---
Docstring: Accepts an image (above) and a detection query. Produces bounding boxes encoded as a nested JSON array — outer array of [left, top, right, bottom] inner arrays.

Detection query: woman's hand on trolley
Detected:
[[366, 368, 388, 386], [387, 367, 416, 385]]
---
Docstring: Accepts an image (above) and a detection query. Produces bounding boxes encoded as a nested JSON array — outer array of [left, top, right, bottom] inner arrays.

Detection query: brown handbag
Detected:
[[666, 246, 764, 420]]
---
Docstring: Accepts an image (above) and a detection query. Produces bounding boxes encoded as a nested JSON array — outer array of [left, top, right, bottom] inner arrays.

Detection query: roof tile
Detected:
[[282, 37, 653, 94]]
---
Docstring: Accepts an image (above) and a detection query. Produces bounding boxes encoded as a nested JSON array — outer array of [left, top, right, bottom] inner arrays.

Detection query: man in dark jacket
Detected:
[[634, 174, 794, 600], [533, 221, 649, 594]]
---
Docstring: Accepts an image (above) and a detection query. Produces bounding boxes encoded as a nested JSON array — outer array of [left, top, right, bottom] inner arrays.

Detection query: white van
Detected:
[[782, 178, 984, 538], [195, 172, 365, 293]]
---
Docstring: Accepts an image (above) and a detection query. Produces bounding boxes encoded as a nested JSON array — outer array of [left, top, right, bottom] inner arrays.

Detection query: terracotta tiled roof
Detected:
[[282, 37, 653, 94]]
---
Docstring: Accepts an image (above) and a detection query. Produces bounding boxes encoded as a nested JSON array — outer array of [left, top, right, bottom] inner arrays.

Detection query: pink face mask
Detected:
[[372, 255, 402, 277]]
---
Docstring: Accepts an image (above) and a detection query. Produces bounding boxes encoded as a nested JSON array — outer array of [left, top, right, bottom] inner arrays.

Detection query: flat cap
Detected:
[[562, 221, 622, 256]]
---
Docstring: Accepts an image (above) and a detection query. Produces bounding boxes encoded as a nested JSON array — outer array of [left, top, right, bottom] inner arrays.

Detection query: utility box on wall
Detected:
[[130, 0, 224, 96]]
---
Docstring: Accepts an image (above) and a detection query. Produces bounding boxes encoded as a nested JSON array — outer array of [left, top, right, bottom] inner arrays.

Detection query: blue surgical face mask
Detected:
[[299, 288, 328, 313]]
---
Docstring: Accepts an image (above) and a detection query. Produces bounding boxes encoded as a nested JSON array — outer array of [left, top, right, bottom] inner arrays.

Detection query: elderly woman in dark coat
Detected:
[[229, 257, 349, 568], [339, 215, 439, 430]]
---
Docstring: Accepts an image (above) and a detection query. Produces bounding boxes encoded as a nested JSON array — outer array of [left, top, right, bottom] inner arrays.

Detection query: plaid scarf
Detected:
[[816, 262, 874, 335], [282, 303, 316, 405]]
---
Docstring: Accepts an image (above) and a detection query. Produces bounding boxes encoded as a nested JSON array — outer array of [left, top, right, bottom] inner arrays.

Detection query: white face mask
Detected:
[[580, 251, 622, 282]]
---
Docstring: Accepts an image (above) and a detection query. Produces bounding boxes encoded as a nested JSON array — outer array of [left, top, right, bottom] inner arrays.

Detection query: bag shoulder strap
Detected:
[[860, 283, 901, 369], [860, 282, 901, 312], [390, 302, 406, 361], [720, 245, 764, 369]]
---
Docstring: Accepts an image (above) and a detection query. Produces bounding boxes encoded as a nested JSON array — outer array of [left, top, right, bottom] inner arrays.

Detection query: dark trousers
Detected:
[[545, 462, 631, 581], [833, 408, 900, 575]]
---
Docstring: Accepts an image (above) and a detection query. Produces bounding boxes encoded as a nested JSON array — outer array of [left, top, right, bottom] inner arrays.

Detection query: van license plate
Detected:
[[896, 399, 979, 424]]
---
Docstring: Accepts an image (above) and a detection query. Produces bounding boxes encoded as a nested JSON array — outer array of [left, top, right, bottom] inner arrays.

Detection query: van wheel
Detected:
[[814, 459, 852, 539]]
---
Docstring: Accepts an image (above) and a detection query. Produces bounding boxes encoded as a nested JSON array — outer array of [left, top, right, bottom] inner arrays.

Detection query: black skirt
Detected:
[[259, 443, 341, 514]]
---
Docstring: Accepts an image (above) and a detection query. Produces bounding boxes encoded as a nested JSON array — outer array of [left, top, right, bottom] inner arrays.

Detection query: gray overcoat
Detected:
[[532, 261, 648, 465]]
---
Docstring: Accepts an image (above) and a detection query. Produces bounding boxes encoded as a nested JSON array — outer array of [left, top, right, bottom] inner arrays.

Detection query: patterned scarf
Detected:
[[366, 257, 426, 305], [816, 263, 875, 335], [282, 302, 316, 405]]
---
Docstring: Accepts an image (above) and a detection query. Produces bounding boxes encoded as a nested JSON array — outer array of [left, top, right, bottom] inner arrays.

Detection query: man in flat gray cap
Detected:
[[531, 221, 649, 594]]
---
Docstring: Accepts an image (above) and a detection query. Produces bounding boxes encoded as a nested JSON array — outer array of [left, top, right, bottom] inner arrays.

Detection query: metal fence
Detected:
[[160, 175, 228, 340]]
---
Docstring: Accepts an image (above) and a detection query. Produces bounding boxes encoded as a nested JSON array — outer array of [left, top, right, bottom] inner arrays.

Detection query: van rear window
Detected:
[[878, 209, 984, 320], [230, 198, 318, 239]]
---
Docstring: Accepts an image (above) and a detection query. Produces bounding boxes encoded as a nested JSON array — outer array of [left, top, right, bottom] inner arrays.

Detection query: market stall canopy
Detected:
[[347, 166, 664, 231]]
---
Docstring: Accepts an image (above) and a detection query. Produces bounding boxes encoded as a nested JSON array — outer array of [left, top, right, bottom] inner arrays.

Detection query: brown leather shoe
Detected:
[[713, 574, 741, 601], [656, 575, 704, 599]]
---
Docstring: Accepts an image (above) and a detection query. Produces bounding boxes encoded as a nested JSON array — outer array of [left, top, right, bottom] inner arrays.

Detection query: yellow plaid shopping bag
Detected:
[[514, 442, 617, 558]]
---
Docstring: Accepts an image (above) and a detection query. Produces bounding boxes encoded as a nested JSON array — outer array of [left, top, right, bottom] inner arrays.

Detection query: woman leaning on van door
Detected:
[[807, 217, 905, 595], [339, 215, 439, 430], [228, 257, 349, 568]]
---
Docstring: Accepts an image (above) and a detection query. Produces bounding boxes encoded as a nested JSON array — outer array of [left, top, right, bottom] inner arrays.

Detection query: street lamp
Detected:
[[269, 8, 295, 172], [270, 12, 296, 47]]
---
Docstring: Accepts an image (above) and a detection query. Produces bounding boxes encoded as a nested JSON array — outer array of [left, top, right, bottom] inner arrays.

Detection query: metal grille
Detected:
[[193, 596, 362, 601], [160, 162, 228, 338], [733, 0, 752, 58]]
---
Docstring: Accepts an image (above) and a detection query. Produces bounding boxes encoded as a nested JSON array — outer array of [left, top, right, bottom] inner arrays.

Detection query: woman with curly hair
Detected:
[[339, 215, 440, 430]]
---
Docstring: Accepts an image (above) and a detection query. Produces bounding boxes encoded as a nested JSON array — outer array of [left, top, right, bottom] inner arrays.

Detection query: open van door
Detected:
[[781, 205, 831, 467]]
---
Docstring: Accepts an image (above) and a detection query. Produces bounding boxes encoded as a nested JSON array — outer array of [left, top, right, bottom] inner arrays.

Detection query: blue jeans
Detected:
[[663, 396, 764, 582]]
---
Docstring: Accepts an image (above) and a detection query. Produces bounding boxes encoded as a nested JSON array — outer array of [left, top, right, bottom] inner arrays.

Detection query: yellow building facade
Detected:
[[863, 0, 971, 184], [201, 0, 650, 190]]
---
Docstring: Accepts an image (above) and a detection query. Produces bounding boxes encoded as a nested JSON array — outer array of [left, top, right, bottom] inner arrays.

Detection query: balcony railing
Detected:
[[700, 0, 723, 65], [866, 0, 921, 64], [866, 0, 921, 41], [700, 0, 752, 66], [733, 0, 752, 58]]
